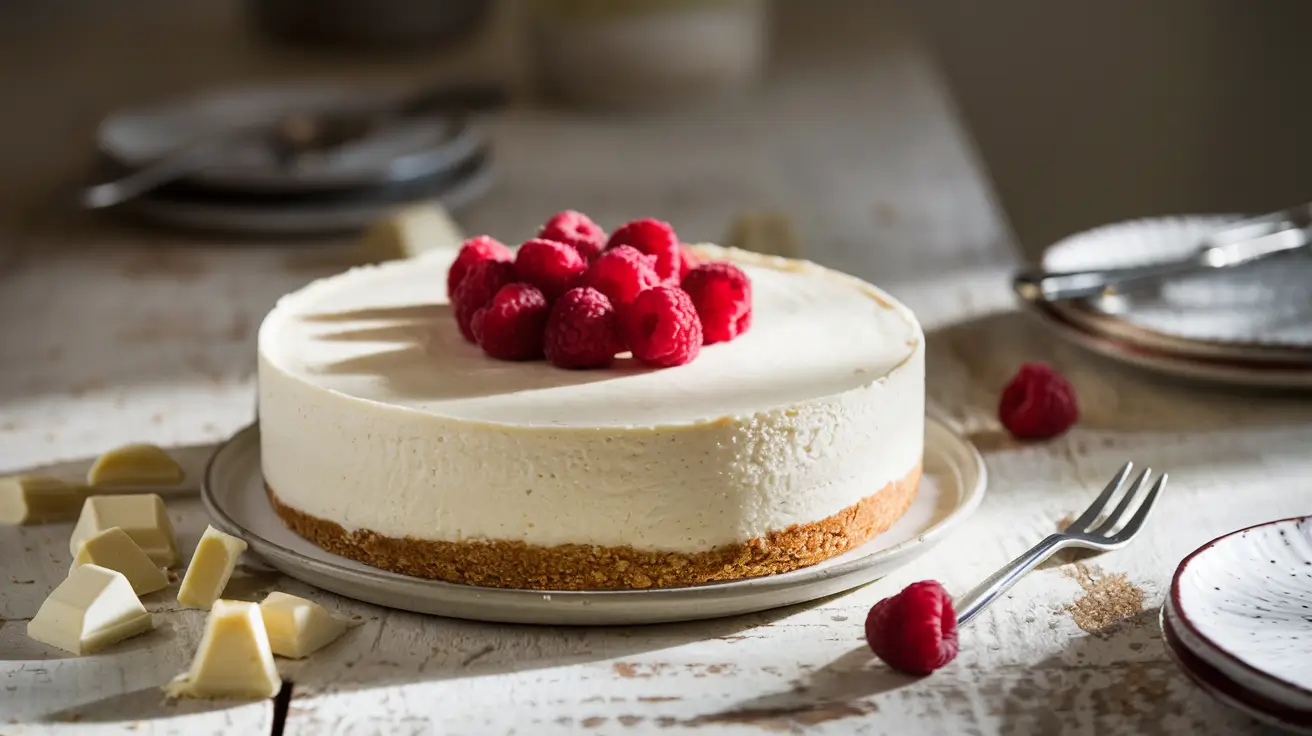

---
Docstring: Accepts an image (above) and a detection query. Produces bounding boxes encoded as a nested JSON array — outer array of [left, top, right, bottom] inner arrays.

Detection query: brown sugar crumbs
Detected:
[[1062, 562, 1145, 634]]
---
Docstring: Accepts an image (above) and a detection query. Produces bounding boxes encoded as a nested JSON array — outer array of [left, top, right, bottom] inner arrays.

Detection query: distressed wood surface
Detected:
[[0, 1, 1301, 735]]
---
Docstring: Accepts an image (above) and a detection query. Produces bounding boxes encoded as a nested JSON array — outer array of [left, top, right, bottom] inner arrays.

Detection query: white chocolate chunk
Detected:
[[72, 527, 169, 595], [70, 494, 179, 567], [165, 600, 281, 700], [259, 592, 348, 659], [360, 203, 465, 262], [0, 476, 88, 525], [27, 564, 153, 655], [87, 443, 185, 487], [177, 526, 247, 610]]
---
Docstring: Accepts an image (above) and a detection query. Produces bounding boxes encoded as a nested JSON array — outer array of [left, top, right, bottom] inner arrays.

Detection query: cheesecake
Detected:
[[257, 245, 924, 590]]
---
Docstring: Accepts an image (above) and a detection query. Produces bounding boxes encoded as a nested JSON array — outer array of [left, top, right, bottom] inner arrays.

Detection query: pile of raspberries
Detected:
[[446, 211, 753, 369]]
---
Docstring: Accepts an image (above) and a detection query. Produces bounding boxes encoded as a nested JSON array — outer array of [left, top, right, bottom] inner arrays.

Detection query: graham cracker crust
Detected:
[[267, 464, 921, 591]]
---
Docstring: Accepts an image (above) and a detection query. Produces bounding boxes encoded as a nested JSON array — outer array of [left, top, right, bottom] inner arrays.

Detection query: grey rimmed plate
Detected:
[[201, 417, 986, 625]]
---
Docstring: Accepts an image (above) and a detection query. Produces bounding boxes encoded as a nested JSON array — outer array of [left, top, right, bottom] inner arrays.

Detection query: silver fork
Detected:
[[954, 462, 1167, 627]]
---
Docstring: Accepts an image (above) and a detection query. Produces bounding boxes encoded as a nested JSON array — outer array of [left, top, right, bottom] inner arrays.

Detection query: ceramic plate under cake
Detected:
[[201, 417, 986, 626]]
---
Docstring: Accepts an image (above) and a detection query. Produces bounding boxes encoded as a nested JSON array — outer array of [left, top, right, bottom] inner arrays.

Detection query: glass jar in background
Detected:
[[528, 0, 768, 112]]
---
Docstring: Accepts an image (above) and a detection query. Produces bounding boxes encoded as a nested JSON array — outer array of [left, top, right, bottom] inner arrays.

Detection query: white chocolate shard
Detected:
[[165, 600, 281, 700], [69, 494, 179, 567], [0, 476, 87, 525], [259, 592, 348, 659], [87, 443, 185, 487], [177, 525, 247, 610], [27, 564, 153, 655], [72, 526, 168, 595]]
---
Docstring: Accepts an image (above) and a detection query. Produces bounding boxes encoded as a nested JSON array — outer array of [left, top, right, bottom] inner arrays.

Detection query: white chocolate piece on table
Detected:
[[87, 443, 185, 487], [72, 526, 169, 595], [27, 564, 153, 655], [0, 476, 87, 525], [177, 525, 247, 610], [360, 203, 465, 262], [259, 592, 348, 659], [165, 600, 281, 700], [69, 494, 179, 567]]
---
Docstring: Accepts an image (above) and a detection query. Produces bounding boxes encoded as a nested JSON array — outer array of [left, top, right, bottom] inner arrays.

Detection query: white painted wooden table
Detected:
[[1, 2, 1304, 734]]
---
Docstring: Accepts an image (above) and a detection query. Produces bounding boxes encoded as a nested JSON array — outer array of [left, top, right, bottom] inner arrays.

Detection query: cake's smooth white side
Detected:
[[258, 245, 924, 554]]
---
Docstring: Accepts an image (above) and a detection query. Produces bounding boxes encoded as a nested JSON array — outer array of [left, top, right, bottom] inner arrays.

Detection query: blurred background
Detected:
[[3, 0, 1311, 277]]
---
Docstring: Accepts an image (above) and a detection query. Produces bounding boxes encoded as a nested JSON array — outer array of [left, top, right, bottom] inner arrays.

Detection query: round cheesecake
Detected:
[[257, 245, 924, 590]]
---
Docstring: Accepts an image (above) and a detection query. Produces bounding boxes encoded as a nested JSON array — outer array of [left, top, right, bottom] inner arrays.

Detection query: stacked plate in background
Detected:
[[1019, 217, 1312, 389], [91, 83, 495, 237]]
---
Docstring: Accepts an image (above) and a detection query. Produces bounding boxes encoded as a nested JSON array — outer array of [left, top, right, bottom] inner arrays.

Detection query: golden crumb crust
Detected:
[[269, 464, 920, 591]]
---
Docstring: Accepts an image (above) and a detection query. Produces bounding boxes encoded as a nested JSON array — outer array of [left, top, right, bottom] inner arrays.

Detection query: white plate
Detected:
[[1166, 518, 1312, 713], [98, 83, 483, 193], [1025, 301, 1312, 390], [201, 417, 987, 625], [1041, 217, 1312, 359], [1161, 608, 1312, 734], [121, 154, 494, 237]]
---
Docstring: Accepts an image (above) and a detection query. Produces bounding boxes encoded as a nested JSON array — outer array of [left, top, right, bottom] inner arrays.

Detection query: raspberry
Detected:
[[539, 210, 607, 262], [681, 262, 752, 344], [514, 239, 588, 300], [865, 580, 959, 676], [677, 246, 700, 282], [452, 260, 516, 342], [471, 283, 550, 361], [623, 285, 702, 367], [606, 218, 680, 282], [580, 245, 662, 307], [447, 235, 512, 297], [544, 288, 624, 369], [998, 363, 1079, 440]]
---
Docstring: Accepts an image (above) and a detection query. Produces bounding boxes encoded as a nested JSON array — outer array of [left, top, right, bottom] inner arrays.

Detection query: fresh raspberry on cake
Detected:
[[605, 218, 681, 282], [624, 285, 702, 367], [447, 235, 512, 297], [452, 259, 516, 342], [865, 580, 959, 676], [998, 362, 1079, 440], [681, 261, 752, 344], [471, 283, 551, 361], [677, 246, 700, 282], [514, 238, 588, 300], [544, 287, 624, 369], [581, 245, 662, 307], [538, 210, 607, 262]]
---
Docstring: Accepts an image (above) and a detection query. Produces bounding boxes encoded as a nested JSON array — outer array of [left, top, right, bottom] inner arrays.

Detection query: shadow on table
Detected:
[[987, 607, 1263, 734], [924, 309, 1312, 437], [42, 682, 262, 725], [673, 645, 913, 731]]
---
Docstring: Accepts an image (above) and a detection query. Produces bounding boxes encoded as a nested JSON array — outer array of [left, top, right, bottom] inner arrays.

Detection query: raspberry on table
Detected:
[[471, 283, 551, 361], [452, 260, 516, 343], [581, 245, 662, 307], [864, 580, 959, 676], [623, 285, 702, 368], [681, 261, 752, 344], [447, 235, 512, 298], [998, 362, 1080, 440], [544, 287, 624, 369], [677, 246, 700, 282], [539, 210, 607, 262], [514, 239, 589, 300], [605, 218, 681, 282]]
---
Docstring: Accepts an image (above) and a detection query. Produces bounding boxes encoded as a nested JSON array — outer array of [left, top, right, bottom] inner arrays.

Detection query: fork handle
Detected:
[[954, 534, 1067, 628]]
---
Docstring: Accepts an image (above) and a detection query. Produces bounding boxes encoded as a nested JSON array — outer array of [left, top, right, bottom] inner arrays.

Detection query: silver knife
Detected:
[[1013, 204, 1312, 303]]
